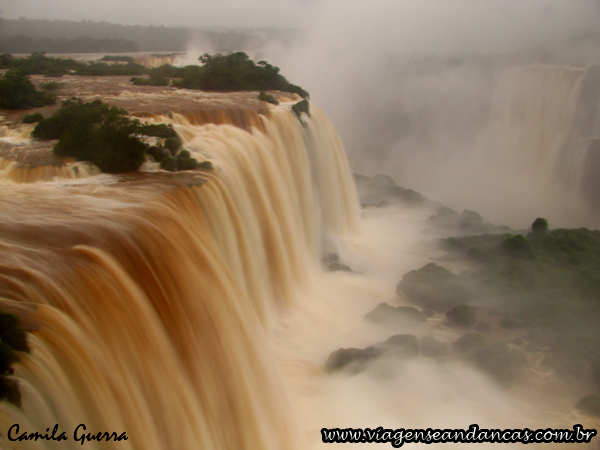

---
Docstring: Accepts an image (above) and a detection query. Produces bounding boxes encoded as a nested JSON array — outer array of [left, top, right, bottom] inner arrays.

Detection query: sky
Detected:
[[1, 0, 315, 28]]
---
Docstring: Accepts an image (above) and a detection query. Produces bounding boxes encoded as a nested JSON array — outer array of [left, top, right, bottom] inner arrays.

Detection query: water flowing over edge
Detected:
[[0, 100, 360, 449]]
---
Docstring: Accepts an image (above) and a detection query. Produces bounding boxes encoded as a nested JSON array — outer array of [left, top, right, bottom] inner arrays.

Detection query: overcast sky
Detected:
[[0, 0, 317, 27]]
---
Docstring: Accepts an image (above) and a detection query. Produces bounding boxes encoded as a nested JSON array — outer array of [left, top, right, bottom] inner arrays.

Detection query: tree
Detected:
[[0, 69, 54, 109], [33, 99, 147, 173]]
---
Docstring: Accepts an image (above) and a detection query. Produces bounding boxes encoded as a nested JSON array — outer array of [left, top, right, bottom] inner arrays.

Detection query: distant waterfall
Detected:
[[480, 64, 600, 219]]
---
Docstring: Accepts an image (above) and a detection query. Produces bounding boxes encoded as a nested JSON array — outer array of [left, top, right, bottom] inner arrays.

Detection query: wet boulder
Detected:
[[325, 347, 383, 373], [397, 263, 471, 312], [365, 303, 427, 328], [446, 305, 477, 328]]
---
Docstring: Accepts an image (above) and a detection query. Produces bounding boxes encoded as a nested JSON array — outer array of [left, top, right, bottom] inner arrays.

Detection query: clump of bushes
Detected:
[[149, 144, 205, 173], [176, 150, 198, 171], [531, 218, 549, 234], [0, 69, 55, 109], [0, 312, 30, 406], [33, 99, 152, 173], [501, 234, 535, 259], [160, 156, 177, 172], [434, 218, 600, 382], [292, 99, 310, 118], [0, 53, 14, 69], [164, 137, 182, 155], [32, 99, 201, 174], [258, 91, 279, 105], [22, 113, 44, 124], [138, 123, 177, 139], [173, 52, 309, 98]]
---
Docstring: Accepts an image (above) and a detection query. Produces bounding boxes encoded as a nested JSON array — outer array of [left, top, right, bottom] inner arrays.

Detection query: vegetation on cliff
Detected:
[[163, 52, 309, 97], [32, 98, 200, 173], [396, 218, 600, 387], [0, 51, 309, 98]]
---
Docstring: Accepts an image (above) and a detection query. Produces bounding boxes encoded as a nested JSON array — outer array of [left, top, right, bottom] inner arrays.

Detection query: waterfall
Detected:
[[0, 99, 360, 449], [473, 63, 600, 224]]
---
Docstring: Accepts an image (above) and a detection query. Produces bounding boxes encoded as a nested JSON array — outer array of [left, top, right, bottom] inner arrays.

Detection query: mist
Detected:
[[255, 0, 600, 228]]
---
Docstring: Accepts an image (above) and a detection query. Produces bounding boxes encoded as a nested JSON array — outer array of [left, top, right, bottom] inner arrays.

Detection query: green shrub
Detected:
[[258, 91, 279, 105], [532, 218, 549, 234], [23, 113, 44, 124], [147, 145, 169, 163], [178, 150, 191, 159], [31, 115, 65, 139], [0, 54, 14, 69], [198, 160, 213, 170], [292, 99, 310, 118], [0, 69, 55, 109], [34, 98, 148, 173], [173, 52, 309, 98], [164, 137, 182, 154], [501, 235, 535, 259], [12, 52, 82, 76], [177, 157, 198, 171], [161, 156, 177, 172]]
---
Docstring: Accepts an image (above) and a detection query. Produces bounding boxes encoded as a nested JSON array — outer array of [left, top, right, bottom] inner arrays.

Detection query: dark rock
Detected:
[[328, 262, 352, 272], [446, 305, 476, 328], [452, 333, 486, 356], [375, 334, 419, 359], [365, 303, 427, 328], [325, 347, 383, 372], [398, 263, 471, 312]]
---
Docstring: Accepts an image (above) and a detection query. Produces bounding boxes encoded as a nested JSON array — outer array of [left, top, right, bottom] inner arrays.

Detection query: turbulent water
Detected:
[[0, 99, 359, 450]]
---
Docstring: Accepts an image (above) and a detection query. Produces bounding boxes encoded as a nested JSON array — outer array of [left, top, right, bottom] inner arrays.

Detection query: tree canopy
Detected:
[[0, 69, 55, 109]]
